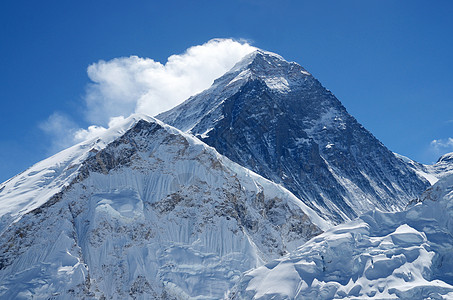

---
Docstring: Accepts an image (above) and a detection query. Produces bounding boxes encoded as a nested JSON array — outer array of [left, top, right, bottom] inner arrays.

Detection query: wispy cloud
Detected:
[[430, 137, 453, 158], [39, 112, 80, 153], [73, 116, 126, 142], [41, 38, 256, 151]]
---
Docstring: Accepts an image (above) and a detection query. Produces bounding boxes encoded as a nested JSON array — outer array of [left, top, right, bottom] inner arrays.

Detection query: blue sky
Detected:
[[1, 0, 453, 182]]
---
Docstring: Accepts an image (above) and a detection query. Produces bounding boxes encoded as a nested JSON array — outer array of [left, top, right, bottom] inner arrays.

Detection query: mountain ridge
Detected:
[[395, 151, 453, 186]]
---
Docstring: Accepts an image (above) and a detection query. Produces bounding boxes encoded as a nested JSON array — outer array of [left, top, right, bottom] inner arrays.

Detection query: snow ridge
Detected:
[[395, 152, 453, 186], [0, 114, 153, 232]]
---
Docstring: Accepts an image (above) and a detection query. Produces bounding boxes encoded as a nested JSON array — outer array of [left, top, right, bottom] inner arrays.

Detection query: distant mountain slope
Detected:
[[158, 50, 429, 223], [0, 115, 327, 299], [395, 152, 453, 185], [230, 173, 453, 299]]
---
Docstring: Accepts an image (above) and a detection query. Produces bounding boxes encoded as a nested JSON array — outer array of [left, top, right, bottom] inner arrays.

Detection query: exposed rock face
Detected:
[[158, 50, 429, 223], [0, 116, 327, 299]]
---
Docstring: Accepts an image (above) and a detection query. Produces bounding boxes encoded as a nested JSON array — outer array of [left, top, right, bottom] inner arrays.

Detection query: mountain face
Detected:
[[0, 48, 445, 299], [158, 50, 430, 223], [230, 173, 453, 299], [0, 115, 327, 299]]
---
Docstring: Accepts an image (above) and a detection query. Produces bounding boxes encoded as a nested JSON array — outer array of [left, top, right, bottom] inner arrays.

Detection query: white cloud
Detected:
[[41, 39, 256, 151], [73, 116, 126, 141], [430, 137, 453, 157], [430, 137, 453, 149], [40, 114, 130, 152], [85, 38, 256, 125]]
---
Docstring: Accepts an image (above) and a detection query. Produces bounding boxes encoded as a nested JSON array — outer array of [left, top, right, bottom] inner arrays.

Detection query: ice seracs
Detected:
[[230, 174, 453, 299]]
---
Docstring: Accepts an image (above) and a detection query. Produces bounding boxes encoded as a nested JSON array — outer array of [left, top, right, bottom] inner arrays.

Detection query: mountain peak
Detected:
[[229, 49, 287, 70], [158, 48, 429, 224], [229, 49, 311, 79], [220, 49, 312, 95]]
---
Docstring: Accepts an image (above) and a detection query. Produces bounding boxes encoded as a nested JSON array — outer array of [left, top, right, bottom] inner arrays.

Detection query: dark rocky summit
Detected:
[[158, 50, 429, 223]]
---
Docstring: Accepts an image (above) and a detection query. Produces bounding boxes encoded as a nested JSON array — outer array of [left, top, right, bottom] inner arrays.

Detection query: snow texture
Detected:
[[0, 116, 327, 299], [230, 174, 453, 299]]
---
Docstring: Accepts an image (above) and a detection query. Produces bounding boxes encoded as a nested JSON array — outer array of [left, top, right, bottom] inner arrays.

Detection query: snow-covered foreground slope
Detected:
[[230, 174, 453, 299], [0, 116, 328, 299], [158, 50, 429, 224]]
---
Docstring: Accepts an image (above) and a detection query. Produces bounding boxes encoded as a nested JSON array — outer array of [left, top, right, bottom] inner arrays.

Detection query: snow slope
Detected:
[[230, 174, 453, 299], [0, 115, 148, 234], [0, 115, 328, 299], [158, 50, 429, 224]]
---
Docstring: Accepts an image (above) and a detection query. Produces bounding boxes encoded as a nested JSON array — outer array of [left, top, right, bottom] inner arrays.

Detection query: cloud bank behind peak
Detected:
[[41, 39, 256, 152], [85, 38, 256, 125]]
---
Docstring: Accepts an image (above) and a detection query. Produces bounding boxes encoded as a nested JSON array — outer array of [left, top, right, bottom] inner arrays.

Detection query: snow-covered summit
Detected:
[[228, 49, 289, 71], [225, 49, 311, 93], [228, 49, 310, 75], [156, 49, 313, 134]]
